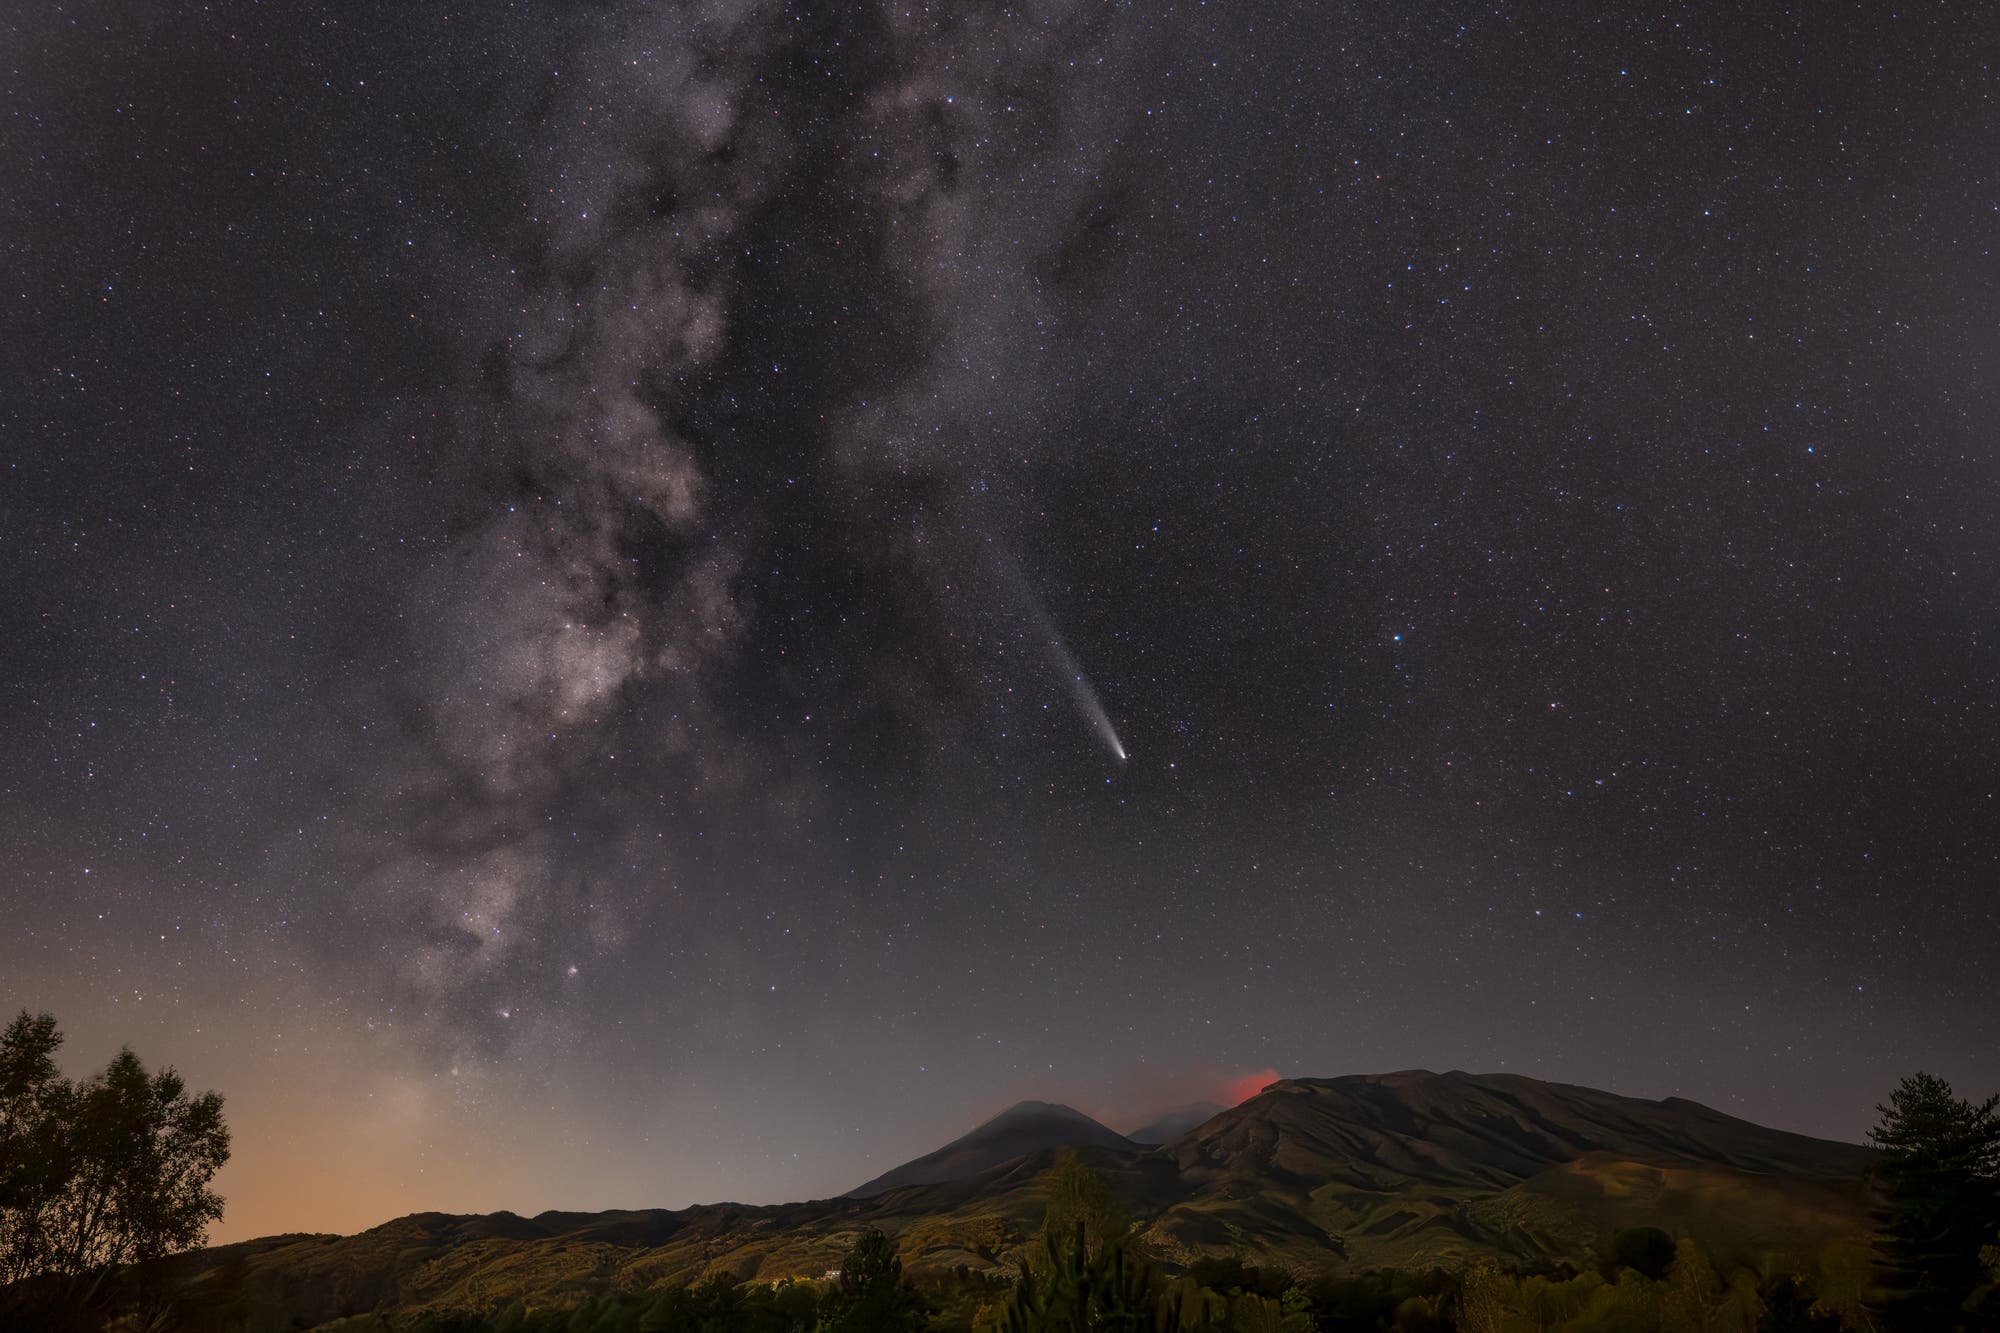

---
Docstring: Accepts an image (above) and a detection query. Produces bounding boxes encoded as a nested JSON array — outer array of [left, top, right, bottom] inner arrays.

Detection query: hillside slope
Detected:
[[1144, 1071, 1873, 1271], [846, 1100, 1137, 1198], [1125, 1102, 1227, 1146], [133, 1071, 1878, 1329]]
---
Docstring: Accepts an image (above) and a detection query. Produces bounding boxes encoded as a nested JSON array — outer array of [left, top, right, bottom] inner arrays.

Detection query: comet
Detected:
[[988, 543, 1127, 764]]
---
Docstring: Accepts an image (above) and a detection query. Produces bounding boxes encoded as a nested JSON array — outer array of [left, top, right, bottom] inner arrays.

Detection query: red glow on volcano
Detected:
[[1224, 1068, 1281, 1105]]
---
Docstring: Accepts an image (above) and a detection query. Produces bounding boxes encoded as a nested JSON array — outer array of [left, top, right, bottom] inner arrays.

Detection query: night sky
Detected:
[[5, 3, 1997, 1245]]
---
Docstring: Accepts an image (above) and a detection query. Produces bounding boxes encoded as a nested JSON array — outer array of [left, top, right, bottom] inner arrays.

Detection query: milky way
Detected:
[[3, 2, 1997, 1241]]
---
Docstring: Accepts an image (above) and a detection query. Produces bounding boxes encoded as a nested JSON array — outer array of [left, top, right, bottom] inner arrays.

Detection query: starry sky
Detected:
[[4, 2, 1998, 1245]]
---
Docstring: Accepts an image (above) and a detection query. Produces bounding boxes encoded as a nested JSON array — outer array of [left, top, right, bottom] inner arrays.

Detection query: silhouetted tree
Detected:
[[0, 1009, 230, 1305], [1868, 1071, 2000, 1329], [0, 1010, 67, 1283], [638, 1284, 696, 1332], [817, 1227, 927, 1333]]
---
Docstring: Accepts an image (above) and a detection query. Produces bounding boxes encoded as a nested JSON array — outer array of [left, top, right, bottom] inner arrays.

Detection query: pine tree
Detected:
[[1868, 1072, 2000, 1330]]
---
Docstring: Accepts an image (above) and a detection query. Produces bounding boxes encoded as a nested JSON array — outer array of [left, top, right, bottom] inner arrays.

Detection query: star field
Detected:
[[3, 2, 1997, 1242]]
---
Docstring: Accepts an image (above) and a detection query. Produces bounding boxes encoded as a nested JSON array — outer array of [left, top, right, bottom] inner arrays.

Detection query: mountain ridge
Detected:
[[136, 1070, 1879, 1328], [845, 1098, 1137, 1199], [1125, 1101, 1227, 1146]]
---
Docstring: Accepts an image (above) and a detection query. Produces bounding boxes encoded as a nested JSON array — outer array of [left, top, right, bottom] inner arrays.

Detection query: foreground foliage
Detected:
[[15, 1063, 2000, 1332], [996, 1221, 1167, 1331], [292, 1231, 1882, 1332], [0, 1009, 230, 1318], [1866, 1071, 2000, 1329]]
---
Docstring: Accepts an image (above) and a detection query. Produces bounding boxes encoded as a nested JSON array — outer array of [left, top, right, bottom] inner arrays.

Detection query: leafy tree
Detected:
[[1179, 1255, 1293, 1304], [918, 1266, 1017, 1332], [0, 1011, 71, 1281], [1520, 1271, 1606, 1329], [1717, 1268, 1768, 1331], [1302, 1268, 1460, 1332], [1163, 1257, 1312, 1332], [636, 1270, 819, 1333], [691, 1270, 749, 1327], [768, 1277, 820, 1330], [1807, 1238, 1875, 1330], [1579, 1268, 1669, 1330], [1041, 1151, 1131, 1258], [638, 1284, 696, 1332], [0, 1009, 229, 1295], [1868, 1071, 2000, 1329], [818, 1227, 926, 1333], [1661, 1237, 1721, 1332]]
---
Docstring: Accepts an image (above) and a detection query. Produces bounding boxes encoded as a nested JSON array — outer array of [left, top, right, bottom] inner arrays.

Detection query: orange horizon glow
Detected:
[[1223, 1068, 1281, 1105]]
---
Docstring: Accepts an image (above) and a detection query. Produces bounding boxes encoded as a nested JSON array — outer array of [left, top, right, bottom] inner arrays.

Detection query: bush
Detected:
[[0, 1009, 230, 1310]]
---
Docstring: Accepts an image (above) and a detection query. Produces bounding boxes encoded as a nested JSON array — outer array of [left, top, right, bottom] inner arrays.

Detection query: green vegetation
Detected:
[[995, 1223, 1163, 1331], [249, 1240, 1884, 1333], [1866, 1072, 2000, 1329], [0, 1009, 230, 1325], [350, 1228, 924, 1332], [1038, 1151, 1132, 1260], [990, 1158, 1160, 1330], [819, 1227, 928, 1333], [10, 1040, 2000, 1333]]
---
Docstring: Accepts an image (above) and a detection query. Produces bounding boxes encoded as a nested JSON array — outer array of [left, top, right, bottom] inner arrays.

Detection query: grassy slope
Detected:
[[138, 1073, 1879, 1330], [1141, 1074, 1874, 1274]]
